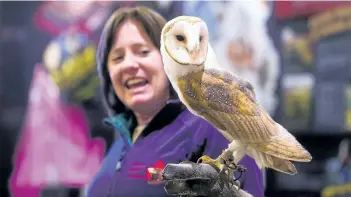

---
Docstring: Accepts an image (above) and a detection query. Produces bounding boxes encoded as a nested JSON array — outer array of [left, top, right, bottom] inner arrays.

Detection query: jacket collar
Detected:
[[103, 99, 186, 146]]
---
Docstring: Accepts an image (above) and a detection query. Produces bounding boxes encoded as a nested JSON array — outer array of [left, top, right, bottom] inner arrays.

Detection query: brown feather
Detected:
[[177, 69, 277, 142], [250, 125, 313, 162]]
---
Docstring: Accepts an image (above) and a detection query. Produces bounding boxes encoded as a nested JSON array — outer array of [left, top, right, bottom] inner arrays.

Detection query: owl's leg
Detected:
[[218, 143, 247, 190], [218, 149, 238, 189], [230, 149, 247, 190]]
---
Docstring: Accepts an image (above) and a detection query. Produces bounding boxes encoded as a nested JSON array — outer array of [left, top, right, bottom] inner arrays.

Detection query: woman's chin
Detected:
[[129, 94, 155, 109]]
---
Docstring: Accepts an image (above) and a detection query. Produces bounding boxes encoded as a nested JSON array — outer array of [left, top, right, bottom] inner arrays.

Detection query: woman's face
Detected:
[[107, 20, 170, 113]]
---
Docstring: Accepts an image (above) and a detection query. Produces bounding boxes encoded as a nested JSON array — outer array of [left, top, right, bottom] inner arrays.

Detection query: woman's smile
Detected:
[[124, 77, 149, 89]]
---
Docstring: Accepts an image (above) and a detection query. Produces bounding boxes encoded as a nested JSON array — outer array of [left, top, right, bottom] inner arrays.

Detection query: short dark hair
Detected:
[[97, 6, 178, 117]]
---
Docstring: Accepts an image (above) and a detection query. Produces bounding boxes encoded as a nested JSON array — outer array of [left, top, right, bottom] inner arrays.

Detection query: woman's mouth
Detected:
[[125, 78, 149, 89]]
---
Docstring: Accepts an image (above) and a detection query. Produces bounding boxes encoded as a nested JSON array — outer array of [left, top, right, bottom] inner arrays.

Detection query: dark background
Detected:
[[1, 1, 351, 197]]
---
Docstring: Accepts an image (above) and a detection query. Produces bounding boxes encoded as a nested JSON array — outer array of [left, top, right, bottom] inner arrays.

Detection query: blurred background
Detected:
[[0, 1, 351, 197]]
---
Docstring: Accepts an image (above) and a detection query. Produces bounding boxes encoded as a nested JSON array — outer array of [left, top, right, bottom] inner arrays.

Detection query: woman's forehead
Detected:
[[112, 20, 154, 50]]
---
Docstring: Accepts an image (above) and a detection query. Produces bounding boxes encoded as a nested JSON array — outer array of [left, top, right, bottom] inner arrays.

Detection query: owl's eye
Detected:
[[199, 36, 203, 42], [176, 35, 185, 42]]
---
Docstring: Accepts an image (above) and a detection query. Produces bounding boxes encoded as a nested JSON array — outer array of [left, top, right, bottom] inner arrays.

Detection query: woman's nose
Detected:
[[122, 54, 139, 71]]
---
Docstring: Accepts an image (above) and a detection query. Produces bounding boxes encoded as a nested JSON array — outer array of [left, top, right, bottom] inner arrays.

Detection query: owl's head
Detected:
[[161, 16, 209, 66]]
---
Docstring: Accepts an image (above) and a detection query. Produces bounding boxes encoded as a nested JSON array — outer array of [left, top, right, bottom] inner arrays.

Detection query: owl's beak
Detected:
[[187, 41, 200, 59], [187, 42, 199, 53]]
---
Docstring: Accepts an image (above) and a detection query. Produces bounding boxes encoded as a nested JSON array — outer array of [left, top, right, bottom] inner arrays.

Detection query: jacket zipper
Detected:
[[107, 123, 132, 197]]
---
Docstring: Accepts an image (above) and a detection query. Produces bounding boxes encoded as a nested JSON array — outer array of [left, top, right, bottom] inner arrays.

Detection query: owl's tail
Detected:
[[247, 147, 298, 175], [247, 122, 312, 175]]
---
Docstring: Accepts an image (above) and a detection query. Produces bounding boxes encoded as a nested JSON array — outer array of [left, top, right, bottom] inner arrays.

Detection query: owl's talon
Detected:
[[197, 153, 246, 192], [197, 155, 213, 163], [197, 155, 221, 170]]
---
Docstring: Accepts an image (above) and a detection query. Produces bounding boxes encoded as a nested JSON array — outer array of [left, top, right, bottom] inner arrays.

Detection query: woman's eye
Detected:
[[112, 56, 123, 63], [140, 50, 150, 56]]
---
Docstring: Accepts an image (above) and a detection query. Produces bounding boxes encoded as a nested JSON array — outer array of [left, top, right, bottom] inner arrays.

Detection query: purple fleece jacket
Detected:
[[86, 102, 264, 197]]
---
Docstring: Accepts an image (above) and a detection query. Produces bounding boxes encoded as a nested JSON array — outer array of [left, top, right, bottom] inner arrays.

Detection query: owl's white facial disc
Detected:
[[162, 18, 209, 66]]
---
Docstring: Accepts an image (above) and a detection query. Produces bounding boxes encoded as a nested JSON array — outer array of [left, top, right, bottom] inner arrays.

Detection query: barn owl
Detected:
[[160, 16, 312, 185]]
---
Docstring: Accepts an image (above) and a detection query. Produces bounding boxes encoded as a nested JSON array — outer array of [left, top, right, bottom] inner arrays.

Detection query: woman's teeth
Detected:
[[126, 79, 148, 89]]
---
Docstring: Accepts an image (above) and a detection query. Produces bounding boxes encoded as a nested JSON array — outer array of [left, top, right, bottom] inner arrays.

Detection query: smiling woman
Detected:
[[107, 19, 170, 126], [87, 6, 264, 197]]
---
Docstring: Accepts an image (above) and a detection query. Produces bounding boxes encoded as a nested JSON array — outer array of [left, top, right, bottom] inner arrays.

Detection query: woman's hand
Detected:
[[161, 161, 253, 197]]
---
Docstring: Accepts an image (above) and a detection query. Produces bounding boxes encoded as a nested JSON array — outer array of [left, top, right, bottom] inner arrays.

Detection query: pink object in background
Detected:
[[8, 64, 105, 197], [32, 1, 134, 37]]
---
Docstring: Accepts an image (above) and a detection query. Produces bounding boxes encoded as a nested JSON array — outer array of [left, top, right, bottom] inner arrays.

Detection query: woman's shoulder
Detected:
[[134, 108, 228, 156], [178, 109, 227, 136], [169, 109, 230, 154], [144, 108, 222, 143], [177, 108, 216, 128], [169, 108, 226, 141]]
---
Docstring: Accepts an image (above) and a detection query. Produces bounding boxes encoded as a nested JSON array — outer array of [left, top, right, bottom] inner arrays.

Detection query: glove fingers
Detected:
[[164, 179, 212, 196], [162, 163, 218, 180]]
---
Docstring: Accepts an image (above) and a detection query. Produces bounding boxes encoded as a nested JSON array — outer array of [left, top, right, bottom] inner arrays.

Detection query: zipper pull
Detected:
[[115, 161, 122, 171]]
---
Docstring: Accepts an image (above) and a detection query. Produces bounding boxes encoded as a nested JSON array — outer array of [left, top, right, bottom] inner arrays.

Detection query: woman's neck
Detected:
[[134, 113, 154, 126], [134, 101, 167, 126], [133, 92, 171, 126]]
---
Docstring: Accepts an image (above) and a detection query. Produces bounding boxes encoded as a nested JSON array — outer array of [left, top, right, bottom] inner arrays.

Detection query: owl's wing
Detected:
[[182, 68, 278, 143], [204, 68, 257, 102], [180, 68, 312, 162]]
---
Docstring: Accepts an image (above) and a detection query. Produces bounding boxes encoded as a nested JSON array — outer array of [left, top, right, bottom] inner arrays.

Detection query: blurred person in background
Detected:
[[325, 138, 351, 185], [321, 138, 351, 197], [86, 6, 264, 197]]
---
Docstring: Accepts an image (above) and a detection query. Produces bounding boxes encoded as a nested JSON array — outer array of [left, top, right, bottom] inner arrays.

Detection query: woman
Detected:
[[86, 6, 264, 197]]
